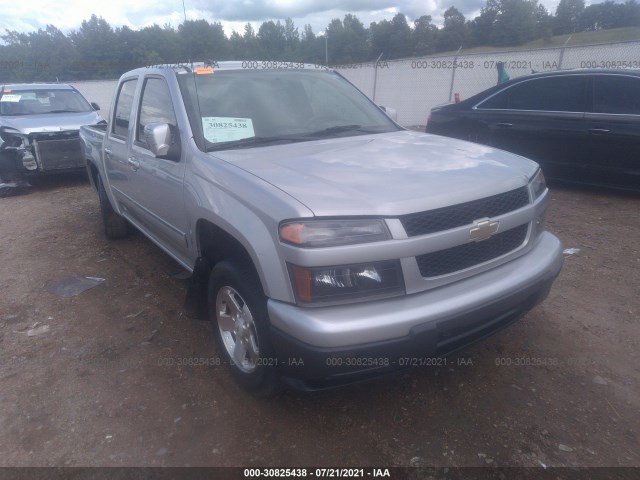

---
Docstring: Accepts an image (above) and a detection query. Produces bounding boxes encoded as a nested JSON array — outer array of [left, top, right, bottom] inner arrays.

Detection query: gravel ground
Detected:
[[0, 175, 638, 470]]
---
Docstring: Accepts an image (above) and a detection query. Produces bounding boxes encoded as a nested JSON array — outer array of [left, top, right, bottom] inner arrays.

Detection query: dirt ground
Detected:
[[0, 174, 638, 469]]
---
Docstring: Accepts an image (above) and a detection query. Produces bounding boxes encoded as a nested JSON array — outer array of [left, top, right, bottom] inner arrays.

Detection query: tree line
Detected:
[[1, 0, 639, 82]]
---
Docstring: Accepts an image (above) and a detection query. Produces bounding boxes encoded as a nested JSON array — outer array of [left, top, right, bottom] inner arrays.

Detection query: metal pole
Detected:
[[182, 0, 187, 22], [448, 46, 462, 102], [325, 35, 328, 67], [372, 52, 383, 102], [558, 35, 572, 70]]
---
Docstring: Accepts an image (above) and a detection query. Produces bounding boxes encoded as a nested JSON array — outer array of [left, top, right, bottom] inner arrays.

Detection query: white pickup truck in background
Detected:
[[80, 62, 563, 395]]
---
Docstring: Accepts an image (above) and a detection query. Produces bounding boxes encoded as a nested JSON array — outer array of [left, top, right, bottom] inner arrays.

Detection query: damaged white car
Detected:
[[0, 83, 104, 196]]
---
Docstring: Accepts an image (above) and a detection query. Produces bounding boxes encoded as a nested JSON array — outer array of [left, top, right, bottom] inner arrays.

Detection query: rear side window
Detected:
[[112, 79, 137, 138], [593, 75, 640, 115], [479, 76, 587, 112], [137, 77, 177, 145]]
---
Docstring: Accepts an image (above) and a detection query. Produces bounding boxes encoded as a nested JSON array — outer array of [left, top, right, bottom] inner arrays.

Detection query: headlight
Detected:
[[0, 128, 26, 149], [530, 168, 548, 235], [288, 260, 404, 305], [279, 219, 390, 248], [530, 168, 546, 201]]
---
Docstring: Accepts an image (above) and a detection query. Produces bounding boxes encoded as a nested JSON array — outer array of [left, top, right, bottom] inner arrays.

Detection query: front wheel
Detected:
[[207, 260, 279, 396]]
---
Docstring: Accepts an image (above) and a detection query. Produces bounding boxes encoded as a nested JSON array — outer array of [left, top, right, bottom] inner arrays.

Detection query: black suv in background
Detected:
[[426, 69, 640, 191]]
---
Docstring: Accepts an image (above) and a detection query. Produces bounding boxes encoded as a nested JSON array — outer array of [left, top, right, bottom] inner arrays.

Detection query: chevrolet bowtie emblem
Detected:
[[469, 219, 499, 242]]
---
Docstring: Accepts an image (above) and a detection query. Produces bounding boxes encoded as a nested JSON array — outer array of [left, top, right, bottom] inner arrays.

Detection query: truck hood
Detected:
[[211, 131, 539, 217], [0, 111, 103, 134]]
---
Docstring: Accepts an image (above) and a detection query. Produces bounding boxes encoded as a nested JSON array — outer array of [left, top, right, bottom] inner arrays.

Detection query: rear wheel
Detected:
[[208, 260, 279, 396], [96, 174, 128, 239]]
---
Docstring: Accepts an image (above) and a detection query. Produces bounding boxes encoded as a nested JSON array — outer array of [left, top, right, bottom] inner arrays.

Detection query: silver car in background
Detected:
[[0, 83, 103, 195]]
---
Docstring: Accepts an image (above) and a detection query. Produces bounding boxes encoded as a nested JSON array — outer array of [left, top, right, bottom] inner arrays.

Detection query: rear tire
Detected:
[[96, 174, 128, 239], [207, 260, 280, 396]]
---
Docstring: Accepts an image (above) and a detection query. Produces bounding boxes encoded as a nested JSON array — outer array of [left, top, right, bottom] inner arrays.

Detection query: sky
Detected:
[[0, 0, 566, 37]]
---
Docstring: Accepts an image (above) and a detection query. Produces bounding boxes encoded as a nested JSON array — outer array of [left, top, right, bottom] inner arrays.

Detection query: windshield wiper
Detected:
[[205, 126, 384, 152], [205, 135, 307, 152], [303, 124, 381, 138]]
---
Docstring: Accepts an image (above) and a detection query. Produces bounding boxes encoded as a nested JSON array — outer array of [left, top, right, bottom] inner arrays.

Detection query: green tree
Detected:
[[625, 0, 640, 27], [257, 20, 286, 59], [228, 31, 245, 58], [554, 0, 585, 34], [300, 24, 324, 64], [243, 23, 259, 59], [138, 24, 182, 63], [413, 15, 438, 56], [580, 0, 637, 30], [325, 14, 369, 64], [16, 25, 76, 81], [178, 20, 228, 62], [283, 18, 301, 59], [491, 0, 539, 46], [369, 13, 412, 60], [472, 0, 500, 46], [69, 15, 120, 78], [535, 4, 553, 42], [471, 0, 543, 47], [436, 7, 469, 51]]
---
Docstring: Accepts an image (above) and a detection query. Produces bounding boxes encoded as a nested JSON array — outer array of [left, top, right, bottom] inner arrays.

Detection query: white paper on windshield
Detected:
[[0, 94, 21, 102], [202, 117, 255, 143]]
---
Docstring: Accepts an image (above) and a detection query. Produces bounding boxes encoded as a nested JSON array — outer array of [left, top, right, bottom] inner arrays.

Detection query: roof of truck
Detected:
[[137, 61, 329, 74]]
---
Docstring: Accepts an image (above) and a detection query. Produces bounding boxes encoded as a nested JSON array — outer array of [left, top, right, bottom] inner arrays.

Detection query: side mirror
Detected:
[[379, 106, 398, 122], [144, 122, 173, 158], [91, 102, 100, 111]]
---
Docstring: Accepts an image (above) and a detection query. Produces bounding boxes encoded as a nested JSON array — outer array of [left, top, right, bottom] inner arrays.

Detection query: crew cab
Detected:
[[80, 62, 563, 394], [0, 83, 103, 195]]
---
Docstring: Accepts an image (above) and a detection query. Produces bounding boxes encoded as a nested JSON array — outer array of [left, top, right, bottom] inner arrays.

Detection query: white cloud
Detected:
[[0, 0, 567, 36]]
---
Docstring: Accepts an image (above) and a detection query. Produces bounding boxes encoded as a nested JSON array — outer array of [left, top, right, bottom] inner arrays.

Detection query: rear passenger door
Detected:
[[126, 75, 189, 264], [585, 74, 640, 190], [105, 77, 138, 208]]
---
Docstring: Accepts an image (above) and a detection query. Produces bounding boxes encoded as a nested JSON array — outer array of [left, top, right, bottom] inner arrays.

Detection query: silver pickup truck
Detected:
[[0, 83, 103, 196], [80, 62, 563, 394]]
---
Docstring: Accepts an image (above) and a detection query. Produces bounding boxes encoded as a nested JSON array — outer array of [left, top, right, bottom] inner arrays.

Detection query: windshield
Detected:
[[177, 69, 400, 152], [0, 89, 93, 116]]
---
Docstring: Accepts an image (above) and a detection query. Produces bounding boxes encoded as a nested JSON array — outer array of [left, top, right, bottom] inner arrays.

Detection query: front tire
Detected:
[[96, 174, 128, 239], [207, 260, 279, 396]]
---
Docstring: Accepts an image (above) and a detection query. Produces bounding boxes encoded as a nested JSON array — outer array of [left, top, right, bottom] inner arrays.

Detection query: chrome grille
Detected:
[[400, 187, 530, 237], [416, 224, 528, 277]]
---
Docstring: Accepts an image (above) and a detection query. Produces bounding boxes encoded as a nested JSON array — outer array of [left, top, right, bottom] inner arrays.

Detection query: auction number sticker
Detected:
[[202, 116, 255, 143], [0, 94, 21, 102]]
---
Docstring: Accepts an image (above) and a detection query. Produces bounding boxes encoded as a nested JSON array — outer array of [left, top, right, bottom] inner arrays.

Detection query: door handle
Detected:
[[496, 123, 513, 128], [127, 157, 140, 171], [588, 128, 610, 135]]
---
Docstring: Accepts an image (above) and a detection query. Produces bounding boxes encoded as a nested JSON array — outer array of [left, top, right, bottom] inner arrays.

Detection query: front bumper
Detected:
[[267, 231, 563, 389], [0, 131, 84, 177]]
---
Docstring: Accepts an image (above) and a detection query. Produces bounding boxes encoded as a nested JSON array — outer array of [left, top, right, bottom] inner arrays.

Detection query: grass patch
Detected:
[[436, 27, 640, 56]]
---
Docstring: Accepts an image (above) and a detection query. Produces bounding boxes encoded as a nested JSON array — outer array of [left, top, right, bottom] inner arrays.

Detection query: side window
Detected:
[[137, 77, 177, 146], [593, 76, 640, 115], [479, 76, 586, 112], [478, 89, 509, 109], [112, 79, 137, 138]]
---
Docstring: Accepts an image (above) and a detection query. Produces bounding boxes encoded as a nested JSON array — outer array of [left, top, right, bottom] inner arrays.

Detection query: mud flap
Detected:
[[184, 257, 211, 320]]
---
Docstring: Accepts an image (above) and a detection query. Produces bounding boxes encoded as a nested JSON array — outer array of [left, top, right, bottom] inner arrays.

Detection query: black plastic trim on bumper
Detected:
[[270, 271, 558, 391]]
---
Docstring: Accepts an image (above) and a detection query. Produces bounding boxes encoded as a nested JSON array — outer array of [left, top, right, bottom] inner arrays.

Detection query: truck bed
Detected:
[[79, 123, 107, 169]]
